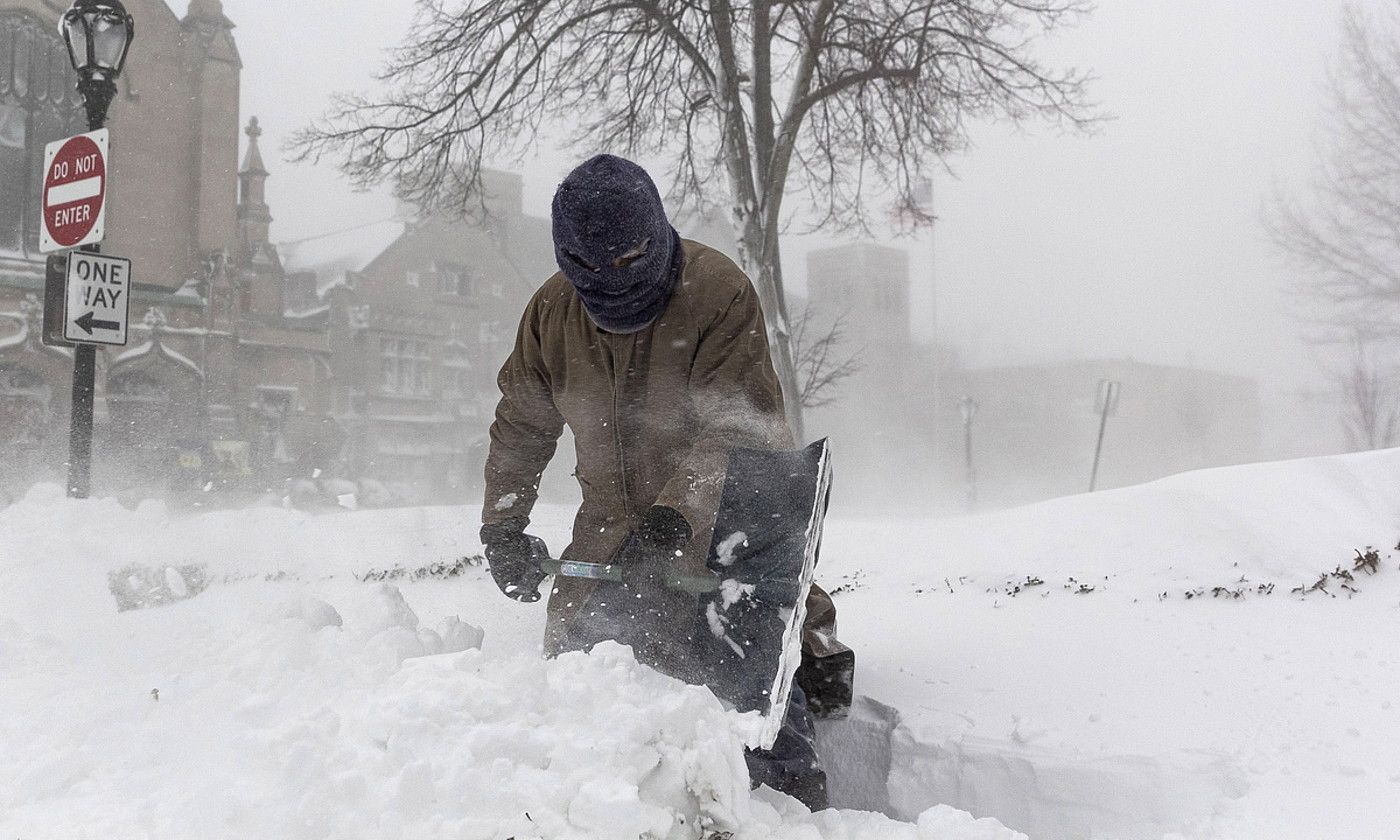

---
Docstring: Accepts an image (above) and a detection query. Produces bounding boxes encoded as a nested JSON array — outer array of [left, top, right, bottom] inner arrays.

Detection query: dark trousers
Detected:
[[744, 682, 829, 810]]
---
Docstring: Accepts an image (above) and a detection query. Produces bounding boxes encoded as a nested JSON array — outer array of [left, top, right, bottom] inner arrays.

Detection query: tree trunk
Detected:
[[706, 0, 804, 441], [733, 214, 805, 442]]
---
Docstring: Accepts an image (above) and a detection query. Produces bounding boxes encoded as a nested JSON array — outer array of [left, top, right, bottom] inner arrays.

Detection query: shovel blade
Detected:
[[698, 438, 834, 749]]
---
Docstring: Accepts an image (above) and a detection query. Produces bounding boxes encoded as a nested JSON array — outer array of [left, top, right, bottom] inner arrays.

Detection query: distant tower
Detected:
[[183, 0, 241, 257], [806, 243, 911, 349], [237, 116, 272, 255]]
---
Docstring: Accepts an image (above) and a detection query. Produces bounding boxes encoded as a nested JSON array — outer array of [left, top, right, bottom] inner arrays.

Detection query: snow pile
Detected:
[[9, 447, 1400, 839], [817, 448, 1400, 839], [883, 448, 1400, 592], [0, 486, 1021, 840]]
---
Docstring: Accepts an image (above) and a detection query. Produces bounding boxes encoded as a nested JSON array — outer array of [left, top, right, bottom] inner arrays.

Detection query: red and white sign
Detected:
[[40, 129, 108, 253]]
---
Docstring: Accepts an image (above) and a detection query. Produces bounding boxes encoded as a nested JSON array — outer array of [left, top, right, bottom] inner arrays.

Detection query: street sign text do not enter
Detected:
[[63, 251, 131, 346], [41, 128, 108, 253]]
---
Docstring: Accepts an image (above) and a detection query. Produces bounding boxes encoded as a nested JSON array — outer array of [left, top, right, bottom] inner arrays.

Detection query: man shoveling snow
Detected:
[[479, 154, 850, 810]]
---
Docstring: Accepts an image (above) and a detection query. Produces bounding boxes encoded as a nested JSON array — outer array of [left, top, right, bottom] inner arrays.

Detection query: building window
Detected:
[[255, 386, 295, 419], [405, 270, 421, 288], [437, 261, 475, 297], [0, 13, 86, 259], [380, 337, 432, 396], [442, 341, 472, 398]]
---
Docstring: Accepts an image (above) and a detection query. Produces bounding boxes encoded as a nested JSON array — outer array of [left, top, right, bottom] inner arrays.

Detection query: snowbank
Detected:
[[0, 486, 1020, 840], [825, 447, 1400, 596], [5, 447, 1400, 838], [817, 449, 1400, 839]]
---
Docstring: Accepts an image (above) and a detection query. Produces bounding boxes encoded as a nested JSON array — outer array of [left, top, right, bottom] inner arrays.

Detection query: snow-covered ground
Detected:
[[3, 448, 1398, 838]]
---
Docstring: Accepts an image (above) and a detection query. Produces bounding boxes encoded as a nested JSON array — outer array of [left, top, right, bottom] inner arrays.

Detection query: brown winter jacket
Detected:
[[484, 239, 841, 656]]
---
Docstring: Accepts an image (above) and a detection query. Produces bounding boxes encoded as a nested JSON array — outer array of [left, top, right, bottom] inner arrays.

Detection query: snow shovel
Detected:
[[700, 438, 832, 749], [538, 439, 833, 749]]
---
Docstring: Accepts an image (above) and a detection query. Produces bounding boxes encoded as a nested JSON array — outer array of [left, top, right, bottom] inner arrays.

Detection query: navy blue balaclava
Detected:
[[551, 154, 682, 333]]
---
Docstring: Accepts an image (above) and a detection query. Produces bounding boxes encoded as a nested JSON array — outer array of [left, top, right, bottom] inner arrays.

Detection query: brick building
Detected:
[[0, 1, 534, 506], [280, 171, 541, 502], [0, 1, 758, 507], [0, 1, 338, 502]]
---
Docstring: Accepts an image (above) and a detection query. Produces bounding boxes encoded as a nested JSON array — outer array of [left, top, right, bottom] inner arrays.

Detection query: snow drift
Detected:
[[5, 447, 1400, 838], [0, 486, 1018, 839]]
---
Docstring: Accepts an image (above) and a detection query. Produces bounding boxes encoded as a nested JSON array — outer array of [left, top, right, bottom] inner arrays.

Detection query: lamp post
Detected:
[[58, 0, 134, 499]]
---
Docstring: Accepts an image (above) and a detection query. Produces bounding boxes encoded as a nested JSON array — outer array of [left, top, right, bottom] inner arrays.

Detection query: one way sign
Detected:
[[63, 251, 131, 346]]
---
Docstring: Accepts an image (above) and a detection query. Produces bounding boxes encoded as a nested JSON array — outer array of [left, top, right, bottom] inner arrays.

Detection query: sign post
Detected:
[[1089, 379, 1121, 493], [40, 127, 116, 499], [47, 0, 136, 500]]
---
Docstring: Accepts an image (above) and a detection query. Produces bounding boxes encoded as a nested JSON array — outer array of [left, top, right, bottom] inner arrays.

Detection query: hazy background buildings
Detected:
[[0, 0, 1384, 512]]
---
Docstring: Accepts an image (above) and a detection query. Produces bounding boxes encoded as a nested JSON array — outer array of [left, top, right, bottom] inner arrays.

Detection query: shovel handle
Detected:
[[537, 557, 722, 595]]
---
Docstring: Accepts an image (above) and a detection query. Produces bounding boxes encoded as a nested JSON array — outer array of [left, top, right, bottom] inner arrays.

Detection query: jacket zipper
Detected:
[[609, 336, 631, 520]]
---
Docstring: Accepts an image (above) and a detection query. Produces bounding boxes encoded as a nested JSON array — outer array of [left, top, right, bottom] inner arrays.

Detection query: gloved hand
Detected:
[[616, 505, 693, 591], [607, 505, 708, 681], [480, 517, 549, 603]]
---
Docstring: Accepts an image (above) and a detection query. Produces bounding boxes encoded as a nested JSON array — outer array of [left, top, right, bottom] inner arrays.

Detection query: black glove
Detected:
[[606, 505, 708, 681], [616, 505, 693, 591], [480, 517, 549, 603]]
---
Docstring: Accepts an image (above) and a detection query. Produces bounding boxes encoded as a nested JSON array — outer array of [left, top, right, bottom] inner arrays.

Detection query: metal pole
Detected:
[[930, 221, 941, 507], [1089, 402, 1110, 493], [964, 414, 975, 510], [64, 77, 116, 499], [67, 338, 96, 498]]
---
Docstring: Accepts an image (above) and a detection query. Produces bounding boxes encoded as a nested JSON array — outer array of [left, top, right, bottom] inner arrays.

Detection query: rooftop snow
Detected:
[[112, 339, 203, 376], [278, 219, 406, 293]]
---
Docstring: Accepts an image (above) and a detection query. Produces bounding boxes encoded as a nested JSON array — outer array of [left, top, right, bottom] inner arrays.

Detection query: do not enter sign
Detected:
[[40, 129, 108, 253]]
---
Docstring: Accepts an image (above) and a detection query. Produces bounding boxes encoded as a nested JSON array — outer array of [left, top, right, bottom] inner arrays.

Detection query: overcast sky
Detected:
[[223, 0, 1380, 409]]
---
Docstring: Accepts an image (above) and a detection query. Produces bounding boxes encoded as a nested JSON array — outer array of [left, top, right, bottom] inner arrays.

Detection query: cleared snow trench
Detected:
[[819, 696, 1248, 840]]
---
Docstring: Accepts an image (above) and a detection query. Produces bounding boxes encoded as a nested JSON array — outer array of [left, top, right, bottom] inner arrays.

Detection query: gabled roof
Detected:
[[112, 337, 203, 378], [278, 219, 407, 296]]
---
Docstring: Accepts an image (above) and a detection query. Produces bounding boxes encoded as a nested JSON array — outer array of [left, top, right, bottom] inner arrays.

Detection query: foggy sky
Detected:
[[223, 0, 1379, 438]]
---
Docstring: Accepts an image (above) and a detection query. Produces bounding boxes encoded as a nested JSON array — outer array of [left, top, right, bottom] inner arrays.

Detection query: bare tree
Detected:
[[1332, 330, 1400, 451], [1265, 5, 1400, 449], [790, 303, 863, 409], [292, 0, 1095, 438], [1267, 4, 1400, 332]]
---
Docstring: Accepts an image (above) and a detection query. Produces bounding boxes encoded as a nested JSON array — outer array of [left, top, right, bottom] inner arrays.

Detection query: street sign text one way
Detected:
[[63, 251, 131, 346], [41, 129, 108, 253]]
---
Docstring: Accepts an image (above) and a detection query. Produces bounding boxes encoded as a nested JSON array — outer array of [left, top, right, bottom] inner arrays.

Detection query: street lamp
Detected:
[[58, 0, 134, 499], [59, 0, 135, 129]]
